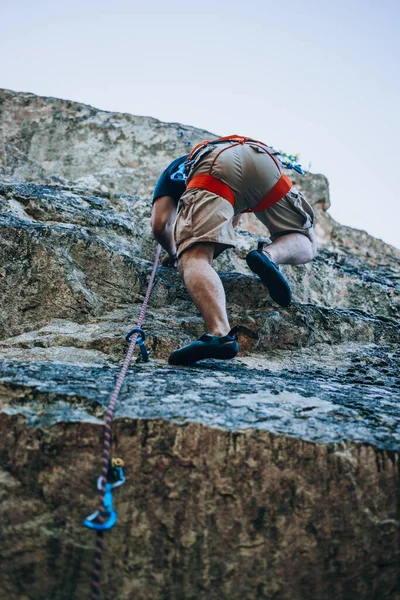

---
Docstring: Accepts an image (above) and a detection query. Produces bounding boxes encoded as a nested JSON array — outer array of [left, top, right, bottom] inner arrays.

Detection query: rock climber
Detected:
[[151, 135, 317, 366]]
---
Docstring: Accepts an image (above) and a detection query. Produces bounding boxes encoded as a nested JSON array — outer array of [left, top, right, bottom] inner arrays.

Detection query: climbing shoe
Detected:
[[168, 326, 240, 366], [246, 242, 292, 307]]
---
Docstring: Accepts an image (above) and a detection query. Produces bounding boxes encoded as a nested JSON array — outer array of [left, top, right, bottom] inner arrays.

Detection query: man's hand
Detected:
[[160, 253, 178, 267]]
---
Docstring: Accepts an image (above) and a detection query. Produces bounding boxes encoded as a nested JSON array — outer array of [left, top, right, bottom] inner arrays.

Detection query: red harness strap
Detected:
[[243, 174, 292, 213], [187, 173, 292, 213], [186, 174, 235, 206], [186, 134, 247, 163]]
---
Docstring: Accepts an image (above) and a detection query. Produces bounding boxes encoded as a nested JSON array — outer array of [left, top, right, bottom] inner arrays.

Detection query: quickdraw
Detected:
[[84, 459, 126, 531]]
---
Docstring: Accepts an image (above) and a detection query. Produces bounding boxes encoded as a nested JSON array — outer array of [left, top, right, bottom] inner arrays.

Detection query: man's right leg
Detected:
[[263, 229, 318, 265], [178, 242, 231, 336]]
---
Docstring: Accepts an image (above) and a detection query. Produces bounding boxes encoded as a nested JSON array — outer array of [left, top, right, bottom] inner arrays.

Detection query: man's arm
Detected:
[[151, 195, 178, 264]]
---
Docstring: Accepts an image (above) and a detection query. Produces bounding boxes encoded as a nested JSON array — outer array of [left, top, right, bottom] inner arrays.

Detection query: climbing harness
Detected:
[[185, 135, 293, 214], [186, 134, 305, 175], [83, 244, 161, 600], [173, 135, 305, 206]]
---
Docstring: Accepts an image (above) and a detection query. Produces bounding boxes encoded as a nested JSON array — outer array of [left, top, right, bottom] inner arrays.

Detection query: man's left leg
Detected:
[[178, 242, 231, 336], [168, 242, 239, 365]]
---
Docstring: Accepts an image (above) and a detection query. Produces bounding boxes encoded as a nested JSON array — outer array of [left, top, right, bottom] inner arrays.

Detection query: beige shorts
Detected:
[[175, 142, 315, 257]]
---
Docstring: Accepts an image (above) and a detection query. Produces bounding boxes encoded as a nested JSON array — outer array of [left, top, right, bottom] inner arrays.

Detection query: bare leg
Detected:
[[263, 230, 318, 265], [178, 243, 231, 336]]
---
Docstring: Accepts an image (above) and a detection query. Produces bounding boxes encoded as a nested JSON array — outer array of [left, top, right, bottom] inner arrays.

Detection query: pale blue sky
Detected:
[[1, 0, 399, 248]]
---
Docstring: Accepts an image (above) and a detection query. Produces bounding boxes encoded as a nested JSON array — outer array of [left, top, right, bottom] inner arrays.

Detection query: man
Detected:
[[151, 136, 317, 366]]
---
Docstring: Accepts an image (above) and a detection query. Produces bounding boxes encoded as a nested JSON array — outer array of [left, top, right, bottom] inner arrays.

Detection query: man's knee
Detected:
[[177, 247, 194, 278], [178, 243, 215, 275]]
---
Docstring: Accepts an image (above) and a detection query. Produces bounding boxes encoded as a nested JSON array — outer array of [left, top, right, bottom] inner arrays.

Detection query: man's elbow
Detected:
[[151, 215, 167, 238], [151, 196, 177, 238]]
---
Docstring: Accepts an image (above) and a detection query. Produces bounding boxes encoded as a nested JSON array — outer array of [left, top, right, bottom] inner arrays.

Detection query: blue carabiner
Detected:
[[125, 327, 150, 362], [293, 164, 305, 174], [83, 483, 118, 531], [170, 161, 188, 181], [136, 335, 150, 362]]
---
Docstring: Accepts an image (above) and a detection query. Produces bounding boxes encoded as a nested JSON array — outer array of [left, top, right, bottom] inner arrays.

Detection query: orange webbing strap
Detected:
[[213, 134, 247, 144], [187, 173, 292, 213], [242, 174, 293, 213], [187, 139, 212, 162], [186, 135, 283, 174], [187, 135, 252, 162], [186, 174, 235, 207]]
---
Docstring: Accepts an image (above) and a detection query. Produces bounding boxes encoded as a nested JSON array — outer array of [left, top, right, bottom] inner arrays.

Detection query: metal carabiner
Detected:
[[84, 461, 126, 531], [96, 466, 126, 491], [125, 327, 150, 362], [170, 162, 188, 181], [293, 164, 305, 174], [83, 483, 118, 531]]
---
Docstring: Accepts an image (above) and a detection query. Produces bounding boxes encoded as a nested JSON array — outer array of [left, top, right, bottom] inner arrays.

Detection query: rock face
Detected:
[[0, 88, 212, 199], [0, 90, 399, 600]]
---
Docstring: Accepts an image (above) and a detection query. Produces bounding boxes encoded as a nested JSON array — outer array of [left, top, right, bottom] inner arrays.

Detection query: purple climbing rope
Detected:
[[89, 244, 161, 599]]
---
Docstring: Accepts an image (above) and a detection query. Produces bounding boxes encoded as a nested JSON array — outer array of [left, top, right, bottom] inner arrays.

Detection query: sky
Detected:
[[1, 0, 399, 248]]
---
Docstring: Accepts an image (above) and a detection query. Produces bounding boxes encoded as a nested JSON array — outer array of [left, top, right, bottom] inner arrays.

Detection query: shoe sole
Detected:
[[169, 340, 239, 366], [246, 250, 292, 307]]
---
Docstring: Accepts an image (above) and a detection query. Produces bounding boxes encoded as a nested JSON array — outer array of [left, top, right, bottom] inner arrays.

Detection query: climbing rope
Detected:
[[84, 244, 161, 600]]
